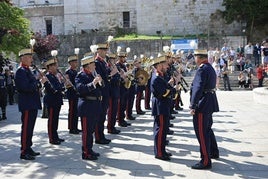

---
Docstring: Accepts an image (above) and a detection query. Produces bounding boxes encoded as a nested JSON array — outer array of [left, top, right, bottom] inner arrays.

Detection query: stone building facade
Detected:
[[12, 0, 240, 36]]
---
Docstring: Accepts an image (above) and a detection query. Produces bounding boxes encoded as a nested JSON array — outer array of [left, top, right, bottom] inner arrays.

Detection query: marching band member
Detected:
[[15, 49, 47, 160], [133, 58, 146, 115], [43, 56, 65, 145], [116, 51, 131, 127], [190, 49, 219, 169], [65, 55, 81, 134], [107, 53, 121, 134], [151, 55, 179, 161], [125, 59, 136, 120], [75, 55, 102, 160], [94, 43, 112, 144]]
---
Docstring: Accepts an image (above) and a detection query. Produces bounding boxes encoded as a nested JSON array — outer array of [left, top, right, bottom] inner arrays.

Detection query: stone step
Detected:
[[182, 70, 262, 91]]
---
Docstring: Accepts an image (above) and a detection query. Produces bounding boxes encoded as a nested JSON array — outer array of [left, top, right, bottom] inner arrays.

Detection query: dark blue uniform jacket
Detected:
[[151, 71, 176, 116], [15, 66, 42, 112], [190, 63, 219, 113], [75, 71, 102, 117], [43, 72, 64, 107]]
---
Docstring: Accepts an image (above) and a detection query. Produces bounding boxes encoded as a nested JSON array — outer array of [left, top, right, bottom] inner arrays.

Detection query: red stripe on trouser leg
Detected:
[[157, 115, 164, 157], [68, 100, 74, 129], [22, 110, 29, 154], [107, 98, 112, 130], [198, 113, 209, 165], [48, 107, 54, 141], [82, 117, 90, 156]]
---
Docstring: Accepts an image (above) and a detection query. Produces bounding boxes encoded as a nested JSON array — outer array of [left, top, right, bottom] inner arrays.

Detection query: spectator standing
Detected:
[[221, 63, 232, 91], [256, 64, 265, 87], [244, 42, 254, 61], [4, 68, 15, 105], [0, 67, 7, 120], [253, 43, 261, 66]]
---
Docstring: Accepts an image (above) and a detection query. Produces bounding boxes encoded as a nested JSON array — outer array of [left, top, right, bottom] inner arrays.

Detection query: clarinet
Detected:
[[57, 69, 77, 91], [32, 64, 58, 94]]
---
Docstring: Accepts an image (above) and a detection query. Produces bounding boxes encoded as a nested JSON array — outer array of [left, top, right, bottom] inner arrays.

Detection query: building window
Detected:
[[45, 19, 52, 35], [123, 11, 130, 28]]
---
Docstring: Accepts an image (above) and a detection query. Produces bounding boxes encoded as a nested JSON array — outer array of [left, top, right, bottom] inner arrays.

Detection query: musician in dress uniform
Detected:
[[151, 55, 179, 161], [15, 49, 47, 160], [65, 55, 80, 134], [190, 49, 219, 170], [43, 56, 65, 145], [75, 55, 102, 160], [133, 58, 146, 115], [125, 59, 136, 120], [0, 67, 7, 120], [107, 53, 121, 134], [94, 43, 111, 144], [116, 52, 131, 127]]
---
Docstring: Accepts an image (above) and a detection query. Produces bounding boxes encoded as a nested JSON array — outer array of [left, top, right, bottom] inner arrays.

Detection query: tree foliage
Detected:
[[0, 2, 32, 55], [222, 0, 268, 41]]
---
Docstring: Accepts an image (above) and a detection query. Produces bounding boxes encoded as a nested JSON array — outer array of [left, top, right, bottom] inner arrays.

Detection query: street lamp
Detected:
[[156, 31, 162, 52]]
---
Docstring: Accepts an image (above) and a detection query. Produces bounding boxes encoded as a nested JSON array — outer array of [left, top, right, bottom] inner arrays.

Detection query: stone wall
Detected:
[[14, 0, 241, 37]]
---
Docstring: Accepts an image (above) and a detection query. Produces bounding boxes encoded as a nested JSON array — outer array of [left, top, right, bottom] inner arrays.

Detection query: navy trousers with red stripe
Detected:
[[107, 97, 119, 131], [193, 112, 219, 166], [135, 91, 143, 113], [95, 97, 109, 141], [48, 106, 61, 142], [153, 114, 169, 157], [144, 85, 151, 109], [20, 109, 38, 155], [68, 99, 78, 130], [81, 116, 97, 156]]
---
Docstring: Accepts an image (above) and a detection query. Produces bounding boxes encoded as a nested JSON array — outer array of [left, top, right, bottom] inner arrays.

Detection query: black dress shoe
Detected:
[[104, 138, 111, 142], [155, 155, 170, 161], [58, 138, 65, 142], [165, 152, 172, 156], [108, 129, 121, 134], [2, 116, 7, 120], [118, 122, 128, 127], [50, 140, 61, 145], [91, 151, 100, 157], [191, 162, 212, 170], [165, 140, 169, 145], [167, 130, 174, 135], [169, 123, 174, 127], [137, 111, 146, 115], [82, 153, 98, 160], [145, 107, 151, 110], [169, 115, 175, 120], [20, 154, 35, 160], [171, 110, 178, 114], [95, 139, 110, 145], [175, 107, 183, 111], [29, 149, 40, 156], [69, 130, 79, 134], [211, 154, 219, 159], [126, 116, 136, 120]]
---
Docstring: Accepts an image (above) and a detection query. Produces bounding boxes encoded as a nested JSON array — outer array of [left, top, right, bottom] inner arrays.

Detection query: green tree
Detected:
[[0, 1, 32, 55], [222, 0, 268, 41]]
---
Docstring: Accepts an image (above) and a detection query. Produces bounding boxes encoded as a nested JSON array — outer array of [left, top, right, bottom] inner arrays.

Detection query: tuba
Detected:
[[135, 69, 149, 86]]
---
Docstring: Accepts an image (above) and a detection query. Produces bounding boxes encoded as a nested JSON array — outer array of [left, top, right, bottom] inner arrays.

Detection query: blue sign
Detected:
[[171, 39, 198, 53]]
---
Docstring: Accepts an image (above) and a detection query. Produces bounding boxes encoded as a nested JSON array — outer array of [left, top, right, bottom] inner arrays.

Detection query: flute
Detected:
[[31, 64, 57, 94], [92, 70, 103, 86]]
